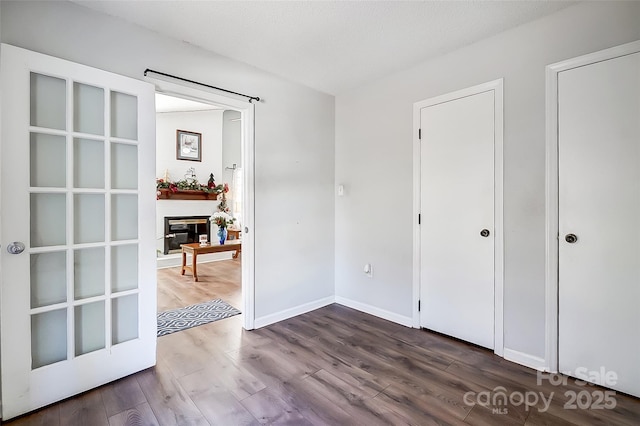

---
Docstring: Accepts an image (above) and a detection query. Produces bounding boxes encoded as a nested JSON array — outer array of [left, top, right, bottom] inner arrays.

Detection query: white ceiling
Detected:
[[75, 0, 577, 95], [155, 93, 223, 113]]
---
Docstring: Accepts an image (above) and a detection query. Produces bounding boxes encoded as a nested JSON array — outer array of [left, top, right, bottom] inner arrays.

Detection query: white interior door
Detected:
[[558, 50, 640, 397], [419, 89, 495, 349], [0, 44, 157, 419]]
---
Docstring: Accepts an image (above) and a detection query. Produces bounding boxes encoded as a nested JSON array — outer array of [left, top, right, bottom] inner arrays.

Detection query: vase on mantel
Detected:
[[217, 227, 227, 245]]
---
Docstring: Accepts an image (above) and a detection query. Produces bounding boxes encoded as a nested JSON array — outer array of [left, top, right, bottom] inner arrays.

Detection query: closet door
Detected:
[[558, 49, 640, 398], [419, 87, 497, 349]]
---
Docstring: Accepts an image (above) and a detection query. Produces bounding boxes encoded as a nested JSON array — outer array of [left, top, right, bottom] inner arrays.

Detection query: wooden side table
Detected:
[[180, 241, 242, 282], [227, 228, 242, 240]]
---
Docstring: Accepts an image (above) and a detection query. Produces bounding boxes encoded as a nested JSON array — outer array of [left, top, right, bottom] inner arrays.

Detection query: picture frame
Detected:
[[176, 129, 202, 161]]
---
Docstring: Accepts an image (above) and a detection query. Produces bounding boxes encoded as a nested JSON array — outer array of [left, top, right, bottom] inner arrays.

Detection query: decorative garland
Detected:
[[217, 183, 231, 213], [156, 178, 222, 194]]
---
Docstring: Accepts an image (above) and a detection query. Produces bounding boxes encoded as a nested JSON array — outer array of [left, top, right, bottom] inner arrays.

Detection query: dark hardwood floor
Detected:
[[4, 259, 640, 425]]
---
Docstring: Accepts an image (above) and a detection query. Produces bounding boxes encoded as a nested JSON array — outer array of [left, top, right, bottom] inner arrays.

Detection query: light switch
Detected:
[[364, 263, 373, 277]]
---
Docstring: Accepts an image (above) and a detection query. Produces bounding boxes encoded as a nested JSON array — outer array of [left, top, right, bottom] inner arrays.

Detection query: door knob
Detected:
[[480, 229, 490, 237], [6, 241, 25, 254], [244, 227, 249, 234], [565, 234, 578, 244]]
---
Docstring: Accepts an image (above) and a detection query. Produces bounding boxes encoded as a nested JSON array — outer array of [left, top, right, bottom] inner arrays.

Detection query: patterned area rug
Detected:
[[157, 299, 241, 337]]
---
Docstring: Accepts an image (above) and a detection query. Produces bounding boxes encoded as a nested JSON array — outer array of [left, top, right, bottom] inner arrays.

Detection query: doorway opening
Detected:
[[148, 78, 255, 331]]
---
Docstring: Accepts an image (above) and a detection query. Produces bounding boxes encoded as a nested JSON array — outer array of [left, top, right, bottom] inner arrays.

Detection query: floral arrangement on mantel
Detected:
[[156, 178, 222, 193], [156, 171, 229, 200]]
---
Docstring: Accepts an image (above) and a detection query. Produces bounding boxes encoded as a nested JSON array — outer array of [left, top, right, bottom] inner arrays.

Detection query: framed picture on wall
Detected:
[[176, 129, 202, 161]]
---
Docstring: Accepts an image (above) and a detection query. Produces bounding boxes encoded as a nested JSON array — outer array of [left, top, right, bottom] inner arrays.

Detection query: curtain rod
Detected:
[[144, 68, 260, 103]]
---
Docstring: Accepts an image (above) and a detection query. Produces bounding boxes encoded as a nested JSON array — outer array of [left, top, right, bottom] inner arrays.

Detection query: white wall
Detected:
[[222, 110, 242, 220], [222, 110, 241, 185], [335, 1, 640, 362], [156, 109, 224, 186], [1, 0, 335, 321]]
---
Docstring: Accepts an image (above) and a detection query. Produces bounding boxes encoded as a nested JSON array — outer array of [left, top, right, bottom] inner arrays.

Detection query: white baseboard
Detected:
[[503, 348, 547, 371], [156, 252, 233, 269], [335, 296, 413, 327], [253, 296, 335, 329]]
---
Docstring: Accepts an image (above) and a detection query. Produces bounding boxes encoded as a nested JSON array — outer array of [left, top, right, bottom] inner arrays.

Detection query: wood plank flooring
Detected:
[[4, 259, 640, 425]]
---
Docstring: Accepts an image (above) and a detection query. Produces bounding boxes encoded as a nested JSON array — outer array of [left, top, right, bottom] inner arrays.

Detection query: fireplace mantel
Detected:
[[157, 188, 219, 200]]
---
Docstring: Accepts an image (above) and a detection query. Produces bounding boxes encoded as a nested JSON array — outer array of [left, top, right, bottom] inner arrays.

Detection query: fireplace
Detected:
[[163, 216, 211, 255]]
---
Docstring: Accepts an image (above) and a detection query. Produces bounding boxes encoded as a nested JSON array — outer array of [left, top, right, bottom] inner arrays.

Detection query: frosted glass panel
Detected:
[[111, 143, 138, 189], [30, 133, 66, 188], [111, 91, 137, 140], [30, 73, 66, 130], [112, 294, 138, 344], [111, 194, 137, 241], [30, 193, 66, 247], [111, 244, 137, 292], [74, 194, 105, 244], [74, 82, 104, 135], [32, 309, 67, 369], [74, 138, 104, 188], [75, 301, 105, 356], [74, 248, 105, 300], [30, 252, 67, 308]]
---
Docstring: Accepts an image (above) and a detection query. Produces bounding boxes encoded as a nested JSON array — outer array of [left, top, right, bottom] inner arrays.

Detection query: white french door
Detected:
[[0, 44, 156, 419], [556, 46, 640, 397], [418, 80, 503, 351]]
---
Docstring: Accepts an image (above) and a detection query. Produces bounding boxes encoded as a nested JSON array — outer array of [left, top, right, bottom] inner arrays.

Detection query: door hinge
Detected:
[[418, 300, 421, 312], [418, 128, 422, 140], [418, 213, 421, 225]]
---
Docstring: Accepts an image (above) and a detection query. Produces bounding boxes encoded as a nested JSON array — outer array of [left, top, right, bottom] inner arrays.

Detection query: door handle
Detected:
[[480, 229, 490, 237], [6, 241, 25, 254], [565, 234, 578, 244]]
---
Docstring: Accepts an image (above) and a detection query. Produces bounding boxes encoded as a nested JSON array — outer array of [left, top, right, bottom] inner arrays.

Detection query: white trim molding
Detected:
[[411, 101, 422, 329], [146, 76, 257, 330], [503, 348, 546, 372], [254, 296, 335, 329], [335, 296, 413, 327], [544, 39, 640, 373], [412, 78, 504, 357]]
